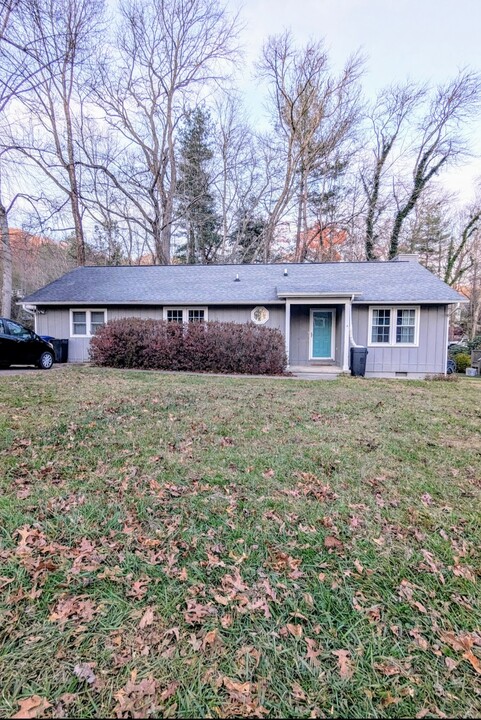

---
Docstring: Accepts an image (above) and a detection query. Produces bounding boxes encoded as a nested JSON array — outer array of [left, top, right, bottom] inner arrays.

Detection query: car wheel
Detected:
[[37, 351, 54, 369]]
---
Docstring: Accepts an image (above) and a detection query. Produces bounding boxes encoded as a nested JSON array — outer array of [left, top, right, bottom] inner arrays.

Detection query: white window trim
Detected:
[[309, 309, 336, 360], [70, 309, 107, 338], [368, 306, 420, 347], [163, 307, 208, 323]]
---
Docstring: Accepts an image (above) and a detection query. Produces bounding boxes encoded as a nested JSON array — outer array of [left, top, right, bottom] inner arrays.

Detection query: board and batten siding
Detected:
[[351, 304, 448, 375], [207, 305, 285, 331], [35, 304, 286, 363], [289, 304, 345, 367]]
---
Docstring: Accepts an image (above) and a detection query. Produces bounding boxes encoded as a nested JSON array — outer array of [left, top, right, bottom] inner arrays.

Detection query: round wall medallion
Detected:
[[251, 306, 269, 325]]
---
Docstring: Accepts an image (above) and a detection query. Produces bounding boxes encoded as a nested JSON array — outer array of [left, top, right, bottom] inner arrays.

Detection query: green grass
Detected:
[[1, 367, 481, 718]]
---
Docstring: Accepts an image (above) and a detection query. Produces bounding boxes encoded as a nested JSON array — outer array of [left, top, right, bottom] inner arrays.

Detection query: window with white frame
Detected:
[[188, 309, 205, 323], [71, 309, 106, 337], [164, 308, 207, 323], [369, 307, 419, 346], [166, 309, 184, 323], [371, 308, 391, 344], [396, 308, 416, 344]]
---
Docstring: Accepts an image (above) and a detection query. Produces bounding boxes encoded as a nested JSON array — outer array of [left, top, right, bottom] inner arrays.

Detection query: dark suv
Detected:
[[0, 318, 55, 369]]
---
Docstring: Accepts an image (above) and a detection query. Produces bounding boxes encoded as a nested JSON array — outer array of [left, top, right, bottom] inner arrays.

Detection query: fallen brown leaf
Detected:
[[286, 623, 303, 639], [159, 681, 179, 702], [202, 629, 219, 650], [380, 691, 401, 708], [12, 696, 51, 719], [291, 682, 306, 701], [439, 630, 473, 653], [305, 638, 322, 667], [223, 676, 252, 699], [139, 607, 155, 630], [332, 649, 353, 679], [324, 536, 344, 552], [463, 649, 481, 674], [73, 662, 97, 685], [374, 661, 401, 677]]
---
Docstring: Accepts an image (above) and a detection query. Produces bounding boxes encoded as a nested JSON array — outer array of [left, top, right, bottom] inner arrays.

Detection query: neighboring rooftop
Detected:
[[21, 261, 466, 306]]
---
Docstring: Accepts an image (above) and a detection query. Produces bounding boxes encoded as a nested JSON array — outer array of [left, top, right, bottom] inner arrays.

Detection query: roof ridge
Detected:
[[79, 260, 393, 269]]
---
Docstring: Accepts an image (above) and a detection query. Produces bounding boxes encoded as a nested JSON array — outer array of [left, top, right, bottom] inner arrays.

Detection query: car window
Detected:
[[5, 320, 33, 339], [0, 319, 5, 334]]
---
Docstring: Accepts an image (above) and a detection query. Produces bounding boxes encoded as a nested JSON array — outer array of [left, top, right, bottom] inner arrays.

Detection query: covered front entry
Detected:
[[283, 296, 355, 373]]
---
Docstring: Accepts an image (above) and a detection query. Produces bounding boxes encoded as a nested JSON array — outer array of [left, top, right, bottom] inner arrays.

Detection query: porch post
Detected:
[[343, 300, 350, 372], [285, 300, 291, 367]]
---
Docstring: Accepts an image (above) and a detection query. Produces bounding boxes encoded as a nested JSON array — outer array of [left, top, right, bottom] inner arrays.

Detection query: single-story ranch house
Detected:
[[21, 254, 466, 378]]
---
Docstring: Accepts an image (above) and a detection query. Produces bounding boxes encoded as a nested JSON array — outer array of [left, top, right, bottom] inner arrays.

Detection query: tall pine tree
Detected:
[[176, 107, 221, 264]]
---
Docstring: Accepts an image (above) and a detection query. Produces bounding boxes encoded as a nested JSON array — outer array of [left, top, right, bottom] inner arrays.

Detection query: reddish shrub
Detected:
[[89, 318, 287, 375]]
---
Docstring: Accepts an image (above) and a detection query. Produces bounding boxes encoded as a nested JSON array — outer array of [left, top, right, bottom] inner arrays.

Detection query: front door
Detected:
[[311, 310, 334, 360]]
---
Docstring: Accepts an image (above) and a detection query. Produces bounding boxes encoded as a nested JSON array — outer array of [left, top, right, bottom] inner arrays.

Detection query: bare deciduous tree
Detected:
[[257, 32, 363, 261], [361, 83, 424, 260], [389, 72, 481, 259], [7, 0, 105, 266], [87, 0, 240, 264]]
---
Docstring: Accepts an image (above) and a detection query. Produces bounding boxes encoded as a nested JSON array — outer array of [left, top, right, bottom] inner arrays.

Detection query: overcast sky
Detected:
[[229, 0, 481, 201]]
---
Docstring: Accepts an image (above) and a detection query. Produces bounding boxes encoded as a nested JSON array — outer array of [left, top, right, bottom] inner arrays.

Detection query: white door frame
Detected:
[[309, 309, 336, 360]]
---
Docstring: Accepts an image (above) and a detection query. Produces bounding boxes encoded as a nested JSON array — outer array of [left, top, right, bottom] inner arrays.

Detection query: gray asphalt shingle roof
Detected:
[[22, 261, 465, 306]]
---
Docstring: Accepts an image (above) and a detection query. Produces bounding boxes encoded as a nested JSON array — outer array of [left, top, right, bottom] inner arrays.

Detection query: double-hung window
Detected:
[[396, 308, 416, 344], [71, 309, 106, 337], [164, 308, 207, 323], [371, 309, 391, 344], [369, 307, 419, 347]]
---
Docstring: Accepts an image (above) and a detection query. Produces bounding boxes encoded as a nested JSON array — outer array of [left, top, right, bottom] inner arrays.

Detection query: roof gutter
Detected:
[[19, 300, 286, 307]]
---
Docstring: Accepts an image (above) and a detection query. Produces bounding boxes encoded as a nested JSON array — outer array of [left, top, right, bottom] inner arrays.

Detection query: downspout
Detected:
[[349, 295, 361, 348]]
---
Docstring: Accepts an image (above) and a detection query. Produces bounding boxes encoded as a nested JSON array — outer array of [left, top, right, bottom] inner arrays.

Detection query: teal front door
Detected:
[[311, 310, 334, 359]]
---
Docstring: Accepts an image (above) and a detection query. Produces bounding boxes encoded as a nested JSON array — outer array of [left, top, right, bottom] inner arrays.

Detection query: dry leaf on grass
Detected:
[[305, 638, 322, 667], [159, 682, 179, 702], [139, 607, 155, 630], [223, 677, 252, 700], [202, 629, 220, 650], [332, 649, 353, 679], [286, 623, 303, 639], [12, 696, 51, 719], [409, 628, 429, 651], [463, 650, 481, 674], [438, 630, 473, 653], [73, 662, 97, 685], [374, 661, 401, 677], [291, 682, 306, 701], [324, 536, 344, 552]]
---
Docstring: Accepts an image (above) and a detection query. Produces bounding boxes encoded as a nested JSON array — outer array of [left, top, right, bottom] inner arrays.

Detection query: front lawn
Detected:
[[1, 368, 480, 718]]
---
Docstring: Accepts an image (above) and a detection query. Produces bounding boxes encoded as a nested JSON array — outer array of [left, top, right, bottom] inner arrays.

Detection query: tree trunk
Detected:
[[0, 200, 13, 317], [67, 164, 86, 265], [63, 63, 86, 266]]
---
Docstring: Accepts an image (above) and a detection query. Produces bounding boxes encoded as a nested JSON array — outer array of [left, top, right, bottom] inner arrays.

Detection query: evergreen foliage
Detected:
[[176, 107, 221, 264]]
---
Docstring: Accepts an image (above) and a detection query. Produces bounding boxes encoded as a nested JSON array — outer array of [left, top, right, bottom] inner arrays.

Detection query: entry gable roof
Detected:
[[21, 261, 466, 306]]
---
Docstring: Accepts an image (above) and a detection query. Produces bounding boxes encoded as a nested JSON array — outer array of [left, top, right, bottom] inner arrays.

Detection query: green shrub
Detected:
[[466, 335, 481, 352], [454, 353, 472, 373], [448, 344, 468, 357]]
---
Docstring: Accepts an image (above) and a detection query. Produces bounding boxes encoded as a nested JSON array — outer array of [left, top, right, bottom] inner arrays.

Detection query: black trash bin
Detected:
[[51, 338, 69, 363], [350, 346, 368, 377], [59, 339, 69, 363]]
